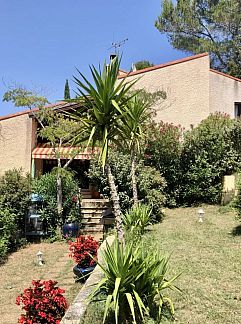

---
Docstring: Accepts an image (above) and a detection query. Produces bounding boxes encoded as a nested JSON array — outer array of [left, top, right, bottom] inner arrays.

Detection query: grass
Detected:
[[82, 205, 241, 323], [0, 241, 82, 324], [149, 205, 241, 324]]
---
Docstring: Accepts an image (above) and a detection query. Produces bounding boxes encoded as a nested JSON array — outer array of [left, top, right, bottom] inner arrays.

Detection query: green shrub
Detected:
[[144, 115, 241, 207], [32, 171, 80, 231], [91, 238, 180, 323], [180, 113, 240, 205], [0, 168, 30, 231], [123, 204, 152, 235], [232, 173, 241, 220], [144, 121, 183, 207], [0, 207, 18, 262], [230, 118, 241, 155], [137, 166, 166, 219], [0, 169, 30, 261], [0, 239, 8, 263], [88, 150, 166, 220]]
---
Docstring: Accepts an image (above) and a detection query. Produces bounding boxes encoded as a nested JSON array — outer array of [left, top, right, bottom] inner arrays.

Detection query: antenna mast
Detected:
[[108, 38, 128, 54]]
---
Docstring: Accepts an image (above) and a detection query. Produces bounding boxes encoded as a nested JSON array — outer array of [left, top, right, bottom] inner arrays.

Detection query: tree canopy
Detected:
[[134, 60, 154, 70], [155, 0, 241, 78], [64, 79, 70, 99], [3, 87, 49, 109]]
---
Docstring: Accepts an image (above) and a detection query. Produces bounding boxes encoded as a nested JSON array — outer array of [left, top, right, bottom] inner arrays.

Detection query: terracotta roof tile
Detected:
[[118, 52, 209, 79], [210, 69, 241, 83], [0, 101, 71, 121]]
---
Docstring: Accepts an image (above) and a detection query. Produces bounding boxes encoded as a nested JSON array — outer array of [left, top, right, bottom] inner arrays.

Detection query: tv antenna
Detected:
[[108, 38, 128, 53]]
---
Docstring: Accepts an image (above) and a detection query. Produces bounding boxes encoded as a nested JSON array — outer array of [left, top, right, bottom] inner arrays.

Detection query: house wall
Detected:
[[0, 113, 35, 176], [209, 71, 241, 117], [123, 55, 211, 129]]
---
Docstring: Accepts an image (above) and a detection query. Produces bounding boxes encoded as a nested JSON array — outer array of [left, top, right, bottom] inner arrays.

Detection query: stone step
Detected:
[[81, 189, 92, 198], [82, 214, 103, 219], [81, 219, 103, 225], [81, 198, 109, 203], [80, 197, 110, 233], [81, 224, 103, 230], [81, 206, 107, 211], [81, 227, 104, 233], [81, 203, 109, 209], [82, 218, 103, 224], [81, 209, 106, 216], [81, 193, 92, 198]]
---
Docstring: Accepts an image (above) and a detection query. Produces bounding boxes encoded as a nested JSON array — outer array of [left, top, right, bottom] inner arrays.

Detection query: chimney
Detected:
[[131, 63, 137, 72], [110, 54, 117, 62]]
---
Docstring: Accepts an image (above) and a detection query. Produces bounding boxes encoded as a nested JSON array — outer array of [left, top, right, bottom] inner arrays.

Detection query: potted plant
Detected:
[[69, 235, 99, 279]]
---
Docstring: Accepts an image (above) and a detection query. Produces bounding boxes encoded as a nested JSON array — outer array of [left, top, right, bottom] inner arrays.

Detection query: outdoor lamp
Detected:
[[197, 208, 205, 223], [36, 250, 43, 266]]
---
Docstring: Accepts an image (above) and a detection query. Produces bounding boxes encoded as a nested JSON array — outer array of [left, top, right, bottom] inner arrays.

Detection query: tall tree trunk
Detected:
[[106, 162, 124, 242], [131, 149, 138, 205], [56, 157, 63, 233]]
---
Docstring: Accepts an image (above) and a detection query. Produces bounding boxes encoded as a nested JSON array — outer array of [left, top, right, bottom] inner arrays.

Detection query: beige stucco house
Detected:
[[0, 102, 91, 178], [119, 52, 241, 129], [0, 52, 240, 177]]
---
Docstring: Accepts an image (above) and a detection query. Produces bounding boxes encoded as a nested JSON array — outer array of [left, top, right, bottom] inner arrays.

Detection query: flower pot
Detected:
[[73, 264, 96, 279], [62, 222, 79, 237]]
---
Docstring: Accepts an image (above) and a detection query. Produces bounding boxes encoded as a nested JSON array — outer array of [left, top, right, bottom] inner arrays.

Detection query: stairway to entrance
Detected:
[[80, 189, 111, 234]]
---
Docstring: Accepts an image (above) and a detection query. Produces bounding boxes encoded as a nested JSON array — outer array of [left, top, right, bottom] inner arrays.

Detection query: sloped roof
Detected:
[[118, 53, 209, 79], [1, 53, 240, 122], [118, 53, 241, 84], [0, 101, 81, 122], [210, 69, 241, 83]]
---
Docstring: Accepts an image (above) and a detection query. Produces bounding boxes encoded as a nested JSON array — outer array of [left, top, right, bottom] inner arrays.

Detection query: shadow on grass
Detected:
[[231, 225, 241, 236]]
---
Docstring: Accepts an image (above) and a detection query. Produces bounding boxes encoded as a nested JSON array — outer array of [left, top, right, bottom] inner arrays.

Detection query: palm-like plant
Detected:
[[91, 238, 181, 324], [70, 57, 137, 241], [122, 90, 165, 204], [122, 204, 153, 235]]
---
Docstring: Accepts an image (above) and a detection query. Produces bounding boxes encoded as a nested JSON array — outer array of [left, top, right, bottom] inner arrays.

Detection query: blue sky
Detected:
[[0, 0, 185, 116]]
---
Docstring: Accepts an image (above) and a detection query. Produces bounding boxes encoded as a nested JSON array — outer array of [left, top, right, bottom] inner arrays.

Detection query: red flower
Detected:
[[69, 235, 99, 267], [16, 280, 67, 324]]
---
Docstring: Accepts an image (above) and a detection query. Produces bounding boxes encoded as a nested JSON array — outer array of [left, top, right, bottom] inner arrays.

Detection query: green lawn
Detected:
[[83, 205, 241, 323], [148, 205, 241, 324]]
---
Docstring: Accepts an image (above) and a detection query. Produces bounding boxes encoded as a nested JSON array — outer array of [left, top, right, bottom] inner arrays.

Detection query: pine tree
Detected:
[[64, 79, 70, 99], [134, 60, 154, 70], [155, 0, 241, 78]]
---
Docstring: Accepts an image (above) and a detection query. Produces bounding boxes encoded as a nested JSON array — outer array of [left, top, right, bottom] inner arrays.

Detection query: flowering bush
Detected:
[[69, 235, 99, 268], [16, 280, 67, 324], [144, 121, 183, 207]]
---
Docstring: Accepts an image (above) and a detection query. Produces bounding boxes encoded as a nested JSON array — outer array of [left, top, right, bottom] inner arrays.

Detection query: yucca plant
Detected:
[[123, 204, 153, 235], [90, 238, 180, 324], [122, 90, 165, 204], [68, 56, 137, 242]]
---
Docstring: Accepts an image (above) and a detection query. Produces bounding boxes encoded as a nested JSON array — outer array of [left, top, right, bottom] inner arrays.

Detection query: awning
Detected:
[[32, 144, 98, 160]]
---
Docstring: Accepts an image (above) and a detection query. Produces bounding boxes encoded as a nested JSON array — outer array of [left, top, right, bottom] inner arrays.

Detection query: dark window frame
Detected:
[[235, 102, 241, 118]]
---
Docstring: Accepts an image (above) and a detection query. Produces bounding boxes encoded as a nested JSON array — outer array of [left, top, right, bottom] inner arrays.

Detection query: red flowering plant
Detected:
[[16, 280, 68, 324], [69, 235, 99, 268]]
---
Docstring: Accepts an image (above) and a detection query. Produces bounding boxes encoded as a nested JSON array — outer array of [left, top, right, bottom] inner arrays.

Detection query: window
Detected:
[[235, 103, 241, 118]]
